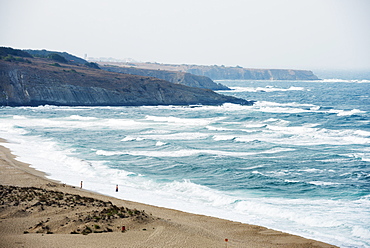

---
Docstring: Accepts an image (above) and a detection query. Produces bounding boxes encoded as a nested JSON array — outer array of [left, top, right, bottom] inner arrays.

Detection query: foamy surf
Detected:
[[0, 78, 369, 248]]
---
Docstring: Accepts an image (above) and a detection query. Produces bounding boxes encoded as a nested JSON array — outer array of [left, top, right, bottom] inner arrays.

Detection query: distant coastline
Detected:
[[94, 61, 319, 81]]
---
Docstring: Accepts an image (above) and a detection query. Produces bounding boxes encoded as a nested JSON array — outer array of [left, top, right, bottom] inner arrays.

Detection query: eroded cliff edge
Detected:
[[101, 65, 229, 90], [105, 62, 319, 80], [0, 58, 253, 107]]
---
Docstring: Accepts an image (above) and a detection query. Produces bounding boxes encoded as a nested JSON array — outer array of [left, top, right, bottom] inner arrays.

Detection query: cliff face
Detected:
[[106, 62, 319, 80], [184, 66, 319, 80], [101, 66, 229, 90], [0, 59, 253, 107]]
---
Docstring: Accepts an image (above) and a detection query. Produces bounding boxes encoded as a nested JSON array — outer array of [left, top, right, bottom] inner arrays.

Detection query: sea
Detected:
[[0, 72, 369, 247]]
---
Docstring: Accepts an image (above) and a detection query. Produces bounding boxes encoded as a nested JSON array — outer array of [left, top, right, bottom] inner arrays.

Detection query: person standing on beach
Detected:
[[116, 184, 118, 192]]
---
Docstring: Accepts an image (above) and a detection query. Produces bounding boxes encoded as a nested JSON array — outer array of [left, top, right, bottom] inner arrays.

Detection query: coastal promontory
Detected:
[[102, 62, 319, 81], [0, 48, 253, 107], [101, 65, 230, 90]]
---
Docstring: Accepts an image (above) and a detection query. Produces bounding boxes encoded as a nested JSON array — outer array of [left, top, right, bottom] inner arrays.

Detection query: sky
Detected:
[[1, 0, 369, 70]]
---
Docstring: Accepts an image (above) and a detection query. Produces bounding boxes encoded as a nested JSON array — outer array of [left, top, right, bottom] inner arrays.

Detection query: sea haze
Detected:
[[0, 78, 369, 248]]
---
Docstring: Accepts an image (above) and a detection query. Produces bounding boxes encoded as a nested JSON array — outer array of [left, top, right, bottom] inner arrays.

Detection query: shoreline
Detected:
[[0, 139, 337, 248]]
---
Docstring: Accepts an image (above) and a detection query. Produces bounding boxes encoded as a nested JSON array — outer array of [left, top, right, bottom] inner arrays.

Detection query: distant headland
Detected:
[[0, 47, 253, 107], [95, 61, 319, 81]]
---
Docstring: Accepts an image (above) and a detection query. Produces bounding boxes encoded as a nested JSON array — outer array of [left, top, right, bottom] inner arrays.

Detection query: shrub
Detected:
[[1, 55, 30, 63], [48, 53, 68, 63], [85, 62, 100, 69], [0, 47, 32, 58]]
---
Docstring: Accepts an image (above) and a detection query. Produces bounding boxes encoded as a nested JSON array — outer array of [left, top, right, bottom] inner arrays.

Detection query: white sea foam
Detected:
[[145, 115, 222, 126], [301, 168, 326, 173], [248, 101, 318, 114], [96, 150, 122, 156], [66, 115, 98, 121], [342, 153, 370, 162], [355, 130, 370, 136], [352, 226, 370, 239], [261, 124, 370, 146], [12, 115, 28, 120], [284, 179, 300, 183], [122, 147, 294, 158], [155, 141, 167, 146], [234, 119, 370, 146], [217, 102, 365, 118], [308, 181, 341, 186], [121, 136, 145, 142], [228, 86, 306, 92], [239, 165, 265, 170], [243, 123, 267, 128], [329, 109, 366, 116], [212, 135, 236, 141], [322, 79, 370, 83], [206, 125, 233, 131], [5, 114, 144, 131], [140, 132, 210, 140], [140, 129, 172, 134]]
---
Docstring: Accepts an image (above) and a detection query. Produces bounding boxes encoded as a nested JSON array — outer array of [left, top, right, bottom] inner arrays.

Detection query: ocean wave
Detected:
[[248, 101, 321, 114], [122, 147, 295, 158], [212, 135, 236, 141], [96, 150, 122, 156], [5, 114, 144, 130], [321, 79, 370, 83], [121, 136, 145, 142], [228, 86, 306, 92], [12, 115, 28, 120], [139, 132, 210, 140], [65, 115, 98, 121], [155, 141, 167, 146], [145, 115, 223, 126], [328, 109, 366, 116], [234, 127, 370, 146], [308, 181, 341, 186], [263, 124, 370, 146], [342, 153, 370, 162], [206, 125, 234, 131], [216, 101, 365, 117]]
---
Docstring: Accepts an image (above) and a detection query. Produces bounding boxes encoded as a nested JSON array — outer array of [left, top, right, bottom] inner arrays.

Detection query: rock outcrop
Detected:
[[0, 58, 254, 107], [101, 66, 230, 90]]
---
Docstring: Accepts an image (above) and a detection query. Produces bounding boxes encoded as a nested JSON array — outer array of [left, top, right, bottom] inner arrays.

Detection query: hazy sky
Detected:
[[1, 0, 369, 70]]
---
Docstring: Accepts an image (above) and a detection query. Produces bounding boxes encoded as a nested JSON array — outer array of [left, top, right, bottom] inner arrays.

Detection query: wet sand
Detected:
[[0, 139, 337, 248]]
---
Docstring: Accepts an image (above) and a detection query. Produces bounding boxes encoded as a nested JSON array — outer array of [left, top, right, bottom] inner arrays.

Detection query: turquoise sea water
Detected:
[[0, 78, 369, 247]]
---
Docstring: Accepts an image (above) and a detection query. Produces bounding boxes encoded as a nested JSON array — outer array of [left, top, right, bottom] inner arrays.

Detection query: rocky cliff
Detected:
[[186, 66, 319, 80], [0, 58, 253, 107], [101, 66, 229, 90], [107, 62, 319, 80]]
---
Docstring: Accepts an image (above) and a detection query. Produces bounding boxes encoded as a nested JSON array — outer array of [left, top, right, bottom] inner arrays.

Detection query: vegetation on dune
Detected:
[[0, 185, 153, 235]]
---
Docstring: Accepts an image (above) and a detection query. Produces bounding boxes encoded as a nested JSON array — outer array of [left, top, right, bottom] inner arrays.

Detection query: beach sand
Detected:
[[0, 139, 338, 248]]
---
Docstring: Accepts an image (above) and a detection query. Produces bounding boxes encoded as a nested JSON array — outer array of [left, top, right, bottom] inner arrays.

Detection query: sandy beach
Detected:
[[0, 139, 338, 248]]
